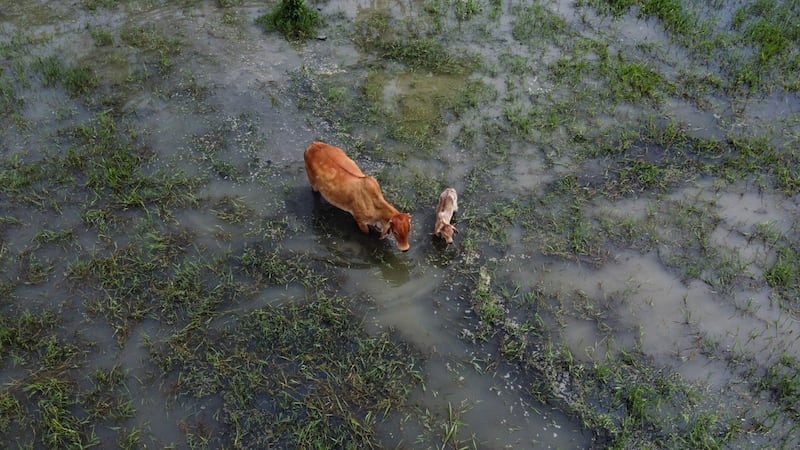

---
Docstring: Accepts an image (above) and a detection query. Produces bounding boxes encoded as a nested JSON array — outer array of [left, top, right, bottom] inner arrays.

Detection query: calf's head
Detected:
[[434, 221, 458, 244], [381, 213, 412, 252]]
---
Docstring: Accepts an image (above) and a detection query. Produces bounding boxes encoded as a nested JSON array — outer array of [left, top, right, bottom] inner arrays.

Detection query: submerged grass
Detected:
[[149, 291, 422, 448], [0, 307, 133, 448], [587, 0, 800, 94], [352, 9, 479, 75]]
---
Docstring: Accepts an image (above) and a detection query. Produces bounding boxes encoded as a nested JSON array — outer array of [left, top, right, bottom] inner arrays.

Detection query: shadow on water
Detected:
[[288, 186, 413, 286]]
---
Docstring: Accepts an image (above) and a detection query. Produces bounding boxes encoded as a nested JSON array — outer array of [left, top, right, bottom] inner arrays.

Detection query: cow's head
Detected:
[[434, 222, 458, 244], [381, 213, 412, 252]]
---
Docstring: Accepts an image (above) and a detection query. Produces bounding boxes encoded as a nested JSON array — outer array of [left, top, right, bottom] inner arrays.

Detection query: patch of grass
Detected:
[[639, 0, 696, 36], [598, 210, 658, 253], [33, 227, 76, 248], [211, 196, 253, 224], [190, 114, 264, 180], [88, 26, 113, 47], [486, 282, 740, 448], [582, 0, 637, 18], [733, 1, 800, 69], [120, 25, 182, 55], [588, 116, 798, 199], [521, 182, 611, 265], [746, 19, 790, 64], [0, 306, 136, 448], [0, 154, 50, 206], [237, 243, 313, 288], [453, 0, 482, 22], [764, 245, 797, 290], [469, 265, 506, 338], [120, 24, 182, 75], [611, 60, 665, 102], [148, 290, 422, 448], [17, 251, 54, 285], [511, 3, 568, 45], [720, 134, 798, 194], [32, 55, 65, 87], [383, 38, 478, 75], [675, 69, 725, 109], [613, 158, 671, 192], [69, 221, 249, 343], [499, 53, 533, 77], [256, 0, 321, 41], [0, 74, 24, 116], [63, 64, 96, 97], [31, 55, 96, 97], [352, 10, 479, 75], [81, 0, 119, 10], [758, 353, 800, 421], [58, 111, 202, 209]]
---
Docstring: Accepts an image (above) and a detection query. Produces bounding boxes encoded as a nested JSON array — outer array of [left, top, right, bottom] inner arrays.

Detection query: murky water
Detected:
[[2, 0, 799, 448]]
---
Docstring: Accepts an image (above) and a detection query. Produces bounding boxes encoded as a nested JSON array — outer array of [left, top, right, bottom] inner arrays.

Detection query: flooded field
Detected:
[[1, 0, 799, 448]]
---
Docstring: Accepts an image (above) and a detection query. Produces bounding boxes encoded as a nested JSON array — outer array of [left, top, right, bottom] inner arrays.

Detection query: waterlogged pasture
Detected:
[[1, 0, 799, 448]]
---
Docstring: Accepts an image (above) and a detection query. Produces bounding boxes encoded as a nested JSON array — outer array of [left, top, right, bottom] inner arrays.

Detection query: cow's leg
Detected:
[[308, 182, 321, 201], [354, 217, 370, 234]]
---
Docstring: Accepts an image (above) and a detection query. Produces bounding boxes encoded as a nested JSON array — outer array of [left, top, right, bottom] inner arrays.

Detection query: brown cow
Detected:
[[433, 187, 458, 244], [304, 141, 412, 251]]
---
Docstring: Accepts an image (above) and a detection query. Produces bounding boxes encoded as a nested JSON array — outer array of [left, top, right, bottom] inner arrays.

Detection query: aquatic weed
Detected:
[[256, 0, 321, 41]]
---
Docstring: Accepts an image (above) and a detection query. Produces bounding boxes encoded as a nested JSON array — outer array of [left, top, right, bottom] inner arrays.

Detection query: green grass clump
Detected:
[[119, 24, 182, 75], [63, 64, 96, 96], [764, 246, 798, 290], [120, 25, 182, 54], [0, 75, 23, 116], [512, 3, 568, 45], [88, 26, 114, 46], [612, 61, 664, 101], [81, 0, 119, 10], [31, 55, 96, 97], [593, 0, 637, 17], [733, 0, 800, 66], [383, 37, 477, 75], [758, 353, 800, 421], [352, 10, 479, 75], [256, 0, 320, 40], [639, 0, 695, 36]]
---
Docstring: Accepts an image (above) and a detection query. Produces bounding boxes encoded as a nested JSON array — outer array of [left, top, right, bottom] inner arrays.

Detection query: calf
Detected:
[[304, 141, 412, 252], [433, 187, 458, 244]]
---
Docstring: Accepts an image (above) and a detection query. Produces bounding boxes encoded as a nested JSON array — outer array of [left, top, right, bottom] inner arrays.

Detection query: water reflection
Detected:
[[302, 189, 413, 286]]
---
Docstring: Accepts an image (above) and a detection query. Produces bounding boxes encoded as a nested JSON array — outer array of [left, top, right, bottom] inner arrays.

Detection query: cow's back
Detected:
[[304, 142, 366, 212], [304, 142, 365, 181]]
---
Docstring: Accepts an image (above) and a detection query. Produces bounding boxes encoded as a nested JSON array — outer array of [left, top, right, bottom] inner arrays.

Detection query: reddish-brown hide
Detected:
[[433, 187, 458, 244], [304, 141, 412, 251]]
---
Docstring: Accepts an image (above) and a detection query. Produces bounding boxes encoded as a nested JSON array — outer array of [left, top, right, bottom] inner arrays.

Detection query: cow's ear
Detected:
[[453, 226, 459, 234]]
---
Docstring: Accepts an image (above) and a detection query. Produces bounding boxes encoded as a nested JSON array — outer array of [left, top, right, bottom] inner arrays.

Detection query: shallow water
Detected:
[[2, 0, 799, 448]]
